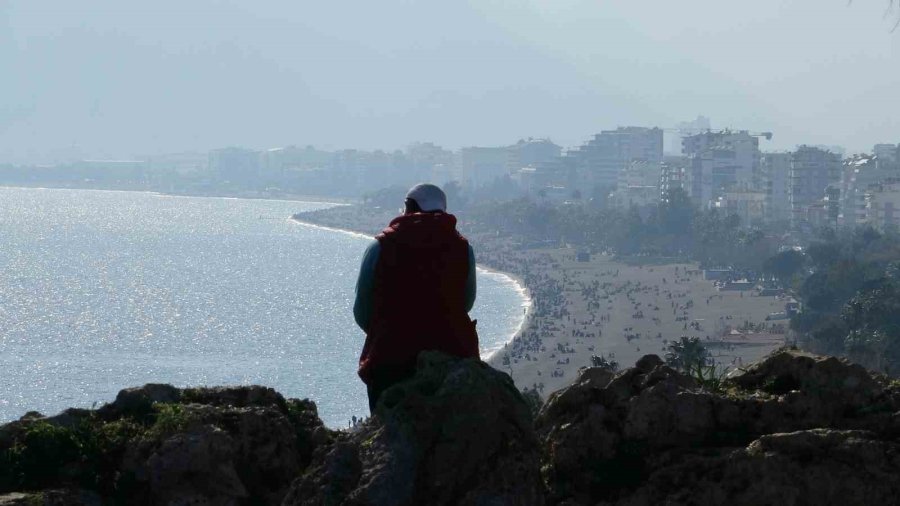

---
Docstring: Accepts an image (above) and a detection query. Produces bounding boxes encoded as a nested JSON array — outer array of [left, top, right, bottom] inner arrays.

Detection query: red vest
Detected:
[[358, 212, 479, 383]]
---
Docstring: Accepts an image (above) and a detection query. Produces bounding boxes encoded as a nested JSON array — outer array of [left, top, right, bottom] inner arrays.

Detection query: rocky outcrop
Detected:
[[283, 351, 544, 506], [614, 428, 900, 506], [3, 347, 900, 505], [0, 353, 542, 506], [0, 385, 331, 505], [538, 348, 900, 505]]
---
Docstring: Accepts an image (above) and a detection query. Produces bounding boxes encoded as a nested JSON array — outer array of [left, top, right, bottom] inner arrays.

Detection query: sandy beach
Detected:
[[480, 248, 787, 396], [294, 204, 788, 398]]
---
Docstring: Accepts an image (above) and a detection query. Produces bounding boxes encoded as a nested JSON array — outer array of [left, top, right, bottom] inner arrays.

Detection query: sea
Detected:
[[0, 187, 527, 427]]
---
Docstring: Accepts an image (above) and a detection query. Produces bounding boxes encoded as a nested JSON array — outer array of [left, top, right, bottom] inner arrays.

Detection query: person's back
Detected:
[[354, 183, 478, 412]]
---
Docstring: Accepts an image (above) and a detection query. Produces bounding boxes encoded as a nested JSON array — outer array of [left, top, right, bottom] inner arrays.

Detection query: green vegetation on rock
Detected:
[[3, 349, 900, 505]]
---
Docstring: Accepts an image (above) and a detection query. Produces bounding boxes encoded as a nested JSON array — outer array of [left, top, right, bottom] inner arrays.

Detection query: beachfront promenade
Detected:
[[294, 204, 788, 398]]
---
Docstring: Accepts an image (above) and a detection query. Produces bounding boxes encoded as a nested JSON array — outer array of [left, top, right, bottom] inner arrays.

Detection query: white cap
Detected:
[[406, 183, 447, 212]]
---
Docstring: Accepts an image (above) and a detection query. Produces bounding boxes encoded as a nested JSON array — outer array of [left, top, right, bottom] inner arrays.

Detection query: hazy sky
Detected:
[[1, 0, 898, 163]]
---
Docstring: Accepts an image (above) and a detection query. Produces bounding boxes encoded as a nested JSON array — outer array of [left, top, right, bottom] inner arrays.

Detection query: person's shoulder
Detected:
[[364, 240, 380, 254]]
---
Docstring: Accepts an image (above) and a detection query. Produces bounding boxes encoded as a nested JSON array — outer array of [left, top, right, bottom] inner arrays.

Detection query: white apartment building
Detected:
[[571, 127, 663, 190], [715, 190, 768, 226], [609, 159, 663, 211], [506, 139, 561, 175], [840, 155, 882, 226], [682, 130, 762, 208], [659, 158, 688, 200], [789, 146, 842, 228], [761, 152, 791, 224], [617, 159, 663, 189]]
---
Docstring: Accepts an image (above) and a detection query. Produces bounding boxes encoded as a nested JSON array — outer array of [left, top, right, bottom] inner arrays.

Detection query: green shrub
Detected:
[[0, 421, 82, 490], [689, 362, 731, 393], [0, 415, 148, 495], [146, 403, 197, 439]]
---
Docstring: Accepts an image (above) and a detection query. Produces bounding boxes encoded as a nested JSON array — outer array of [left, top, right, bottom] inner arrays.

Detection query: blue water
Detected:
[[0, 187, 526, 427]]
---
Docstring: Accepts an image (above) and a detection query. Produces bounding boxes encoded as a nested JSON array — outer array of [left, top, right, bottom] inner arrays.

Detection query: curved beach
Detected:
[[294, 204, 789, 399], [289, 215, 532, 360]]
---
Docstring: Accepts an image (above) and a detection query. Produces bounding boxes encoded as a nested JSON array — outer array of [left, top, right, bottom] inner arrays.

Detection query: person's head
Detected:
[[404, 183, 447, 215]]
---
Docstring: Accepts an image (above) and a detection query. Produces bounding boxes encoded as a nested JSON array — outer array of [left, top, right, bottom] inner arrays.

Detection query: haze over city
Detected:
[[1, 0, 898, 164], [8, 3, 900, 502]]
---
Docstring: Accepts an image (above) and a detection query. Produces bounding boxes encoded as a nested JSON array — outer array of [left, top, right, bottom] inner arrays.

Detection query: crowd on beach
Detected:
[[454, 225, 787, 396], [294, 204, 788, 398]]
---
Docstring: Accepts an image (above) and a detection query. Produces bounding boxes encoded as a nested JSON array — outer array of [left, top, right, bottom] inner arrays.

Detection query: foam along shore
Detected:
[[289, 216, 376, 241], [469, 264, 533, 359], [292, 205, 788, 399]]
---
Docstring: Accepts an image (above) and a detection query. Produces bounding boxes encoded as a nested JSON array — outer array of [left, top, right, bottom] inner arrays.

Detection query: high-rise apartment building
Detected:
[[570, 127, 663, 190], [840, 155, 882, 226], [789, 146, 842, 228], [506, 139, 561, 173], [716, 189, 768, 226], [682, 130, 762, 208], [659, 156, 688, 201], [609, 159, 663, 211], [761, 152, 791, 224], [504, 139, 564, 194]]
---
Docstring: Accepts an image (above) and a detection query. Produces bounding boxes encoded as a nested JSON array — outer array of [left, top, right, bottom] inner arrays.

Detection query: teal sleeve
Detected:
[[353, 240, 380, 332], [465, 244, 476, 312]]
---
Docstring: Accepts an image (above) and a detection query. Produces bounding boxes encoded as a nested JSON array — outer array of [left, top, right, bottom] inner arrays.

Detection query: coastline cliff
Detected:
[[3, 348, 900, 505]]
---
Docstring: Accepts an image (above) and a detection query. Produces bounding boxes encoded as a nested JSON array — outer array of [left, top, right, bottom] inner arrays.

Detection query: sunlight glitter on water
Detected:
[[0, 187, 526, 427]]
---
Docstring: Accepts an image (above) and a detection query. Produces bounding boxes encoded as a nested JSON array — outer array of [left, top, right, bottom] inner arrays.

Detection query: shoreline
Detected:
[[290, 216, 533, 360], [0, 183, 354, 206], [471, 264, 534, 360], [289, 217, 375, 241], [293, 204, 789, 398]]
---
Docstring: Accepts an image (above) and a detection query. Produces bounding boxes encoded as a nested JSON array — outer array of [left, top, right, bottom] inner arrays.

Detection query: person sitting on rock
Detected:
[[353, 183, 478, 413]]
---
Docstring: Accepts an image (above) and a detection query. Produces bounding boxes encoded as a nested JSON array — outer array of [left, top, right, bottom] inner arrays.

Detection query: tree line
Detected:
[[782, 227, 900, 375], [463, 188, 777, 273]]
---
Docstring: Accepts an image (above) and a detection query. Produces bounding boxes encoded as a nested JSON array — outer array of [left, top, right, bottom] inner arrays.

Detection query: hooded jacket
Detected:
[[356, 212, 479, 383]]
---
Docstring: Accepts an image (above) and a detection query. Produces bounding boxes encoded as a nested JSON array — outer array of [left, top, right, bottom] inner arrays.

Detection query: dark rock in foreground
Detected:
[[0, 352, 541, 505], [283, 351, 544, 506], [0, 385, 330, 505], [3, 347, 900, 505], [538, 349, 900, 505]]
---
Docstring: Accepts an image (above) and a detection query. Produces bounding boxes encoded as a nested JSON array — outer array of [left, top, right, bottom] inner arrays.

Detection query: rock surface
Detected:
[[282, 351, 544, 506], [538, 348, 900, 505], [0, 385, 330, 505], [3, 347, 900, 505]]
